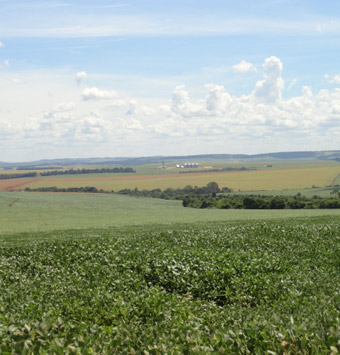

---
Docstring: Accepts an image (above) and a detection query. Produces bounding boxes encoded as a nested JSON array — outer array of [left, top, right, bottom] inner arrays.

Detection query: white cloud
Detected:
[[253, 56, 284, 103], [0, 41, 3, 48], [2, 56, 340, 160], [7, 77, 25, 85], [81, 87, 118, 101], [287, 78, 298, 90], [13, 2, 71, 9], [50, 102, 75, 113], [75, 71, 87, 86], [324, 74, 340, 84], [232, 60, 256, 73], [171, 85, 206, 118], [110, 99, 126, 108], [205, 84, 231, 113], [2, 17, 340, 38]]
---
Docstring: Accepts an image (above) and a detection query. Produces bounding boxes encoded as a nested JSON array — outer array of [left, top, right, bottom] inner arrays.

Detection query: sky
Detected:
[[1, 0, 340, 161]]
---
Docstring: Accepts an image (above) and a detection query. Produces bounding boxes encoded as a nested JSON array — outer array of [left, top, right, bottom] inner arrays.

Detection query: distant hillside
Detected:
[[1, 150, 340, 168]]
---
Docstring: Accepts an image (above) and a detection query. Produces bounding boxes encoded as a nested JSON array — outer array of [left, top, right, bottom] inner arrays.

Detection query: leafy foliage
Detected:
[[0, 167, 135, 181], [40, 167, 135, 176], [0, 172, 37, 180], [183, 193, 340, 209], [0, 220, 339, 353]]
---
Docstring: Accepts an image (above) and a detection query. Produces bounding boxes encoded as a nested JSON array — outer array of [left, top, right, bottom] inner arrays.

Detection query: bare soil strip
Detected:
[[0, 178, 39, 191], [9, 199, 19, 207], [330, 172, 340, 186]]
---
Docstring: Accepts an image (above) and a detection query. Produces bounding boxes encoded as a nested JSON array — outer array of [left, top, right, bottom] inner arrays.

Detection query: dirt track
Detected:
[[0, 178, 39, 191], [330, 172, 340, 186]]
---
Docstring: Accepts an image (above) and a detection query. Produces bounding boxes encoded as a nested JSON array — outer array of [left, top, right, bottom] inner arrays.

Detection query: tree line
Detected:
[[182, 193, 340, 209], [40, 167, 135, 176], [24, 182, 340, 209], [0, 172, 37, 179], [25, 186, 102, 193], [117, 182, 232, 200], [0, 167, 135, 179]]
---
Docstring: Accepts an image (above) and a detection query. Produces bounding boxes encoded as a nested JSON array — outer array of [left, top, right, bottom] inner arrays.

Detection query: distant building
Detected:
[[176, 162, 199, 168]]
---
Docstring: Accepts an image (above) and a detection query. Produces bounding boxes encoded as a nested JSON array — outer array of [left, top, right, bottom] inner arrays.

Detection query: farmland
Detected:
[[7, 165, 340, 193], [1, 160, 340, 353], [1, 218, 339, 353], [2, 191, 340, 234]]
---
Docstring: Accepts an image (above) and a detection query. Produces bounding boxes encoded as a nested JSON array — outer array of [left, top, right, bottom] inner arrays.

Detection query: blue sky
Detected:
[[1, 0, 340, 161]]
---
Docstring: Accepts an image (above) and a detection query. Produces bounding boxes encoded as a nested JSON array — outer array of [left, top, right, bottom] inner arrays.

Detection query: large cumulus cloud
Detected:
[[4, 56, 340, 157]]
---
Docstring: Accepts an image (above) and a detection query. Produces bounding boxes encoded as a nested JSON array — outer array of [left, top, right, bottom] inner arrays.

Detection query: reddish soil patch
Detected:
[[0, 178, 39, 191]]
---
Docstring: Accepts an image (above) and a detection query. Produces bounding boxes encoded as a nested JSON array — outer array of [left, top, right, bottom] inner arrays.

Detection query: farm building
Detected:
[[176, 163, 199, 168]]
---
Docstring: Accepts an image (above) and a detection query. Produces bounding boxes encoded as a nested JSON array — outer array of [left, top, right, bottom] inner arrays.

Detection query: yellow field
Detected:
[[15, 166, 340, 192]]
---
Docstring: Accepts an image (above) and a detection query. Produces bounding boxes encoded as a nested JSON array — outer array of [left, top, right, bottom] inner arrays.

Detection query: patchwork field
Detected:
[[10, 165, 340, 192], [1, 161, 340, 353]]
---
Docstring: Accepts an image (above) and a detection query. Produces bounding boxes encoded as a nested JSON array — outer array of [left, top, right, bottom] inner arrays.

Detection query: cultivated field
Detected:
[[2, 191, 340, 234], [1, 161, 340, 353], [1, 218, 339, 353], [13, 165, 340, 192], [0, 177, 39, 191]]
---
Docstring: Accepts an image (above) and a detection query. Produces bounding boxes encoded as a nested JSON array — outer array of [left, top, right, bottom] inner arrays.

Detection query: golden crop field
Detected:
[[15, 165, 340, 192]]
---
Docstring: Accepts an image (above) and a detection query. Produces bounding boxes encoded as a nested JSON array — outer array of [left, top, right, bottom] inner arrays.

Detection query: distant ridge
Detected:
[[1, 150, 340, 168]]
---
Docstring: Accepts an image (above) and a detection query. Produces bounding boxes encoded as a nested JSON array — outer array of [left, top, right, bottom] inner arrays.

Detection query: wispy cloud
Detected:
[[13, 2, 71, 9], [324, 74, 340, 84], [82, 3, 130, 9], [287, 78, 298, 90], [1, 15, 340, 38], [1, 59, 10, 68]]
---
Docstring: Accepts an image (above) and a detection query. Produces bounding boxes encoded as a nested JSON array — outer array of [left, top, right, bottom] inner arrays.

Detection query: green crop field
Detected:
[[233, 186, 340, 198], [1, 181, 340, 353], [0, 218, 339, 353], [1, 191, 340, 234]]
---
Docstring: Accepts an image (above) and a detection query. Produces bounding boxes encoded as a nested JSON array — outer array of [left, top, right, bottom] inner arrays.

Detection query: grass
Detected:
[[233, 185, 340, 198], [14, 165, 340, 192], [1, 191, 340, 234]]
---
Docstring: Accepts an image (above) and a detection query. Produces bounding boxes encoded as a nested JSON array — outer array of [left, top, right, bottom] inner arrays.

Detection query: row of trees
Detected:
[[117, 182, 340, 209], [118, 182, 232, 200], [25, 186, 102, 193], [182, 194, 340, 209], [0, 167, 136, 180], [24, 181, 340, 209], [40, 167, 135, 176], [0, 172, 37, 179]]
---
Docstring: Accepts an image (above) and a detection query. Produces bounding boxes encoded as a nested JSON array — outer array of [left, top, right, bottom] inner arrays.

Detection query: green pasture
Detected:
[[1, 191, 340, 234]]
